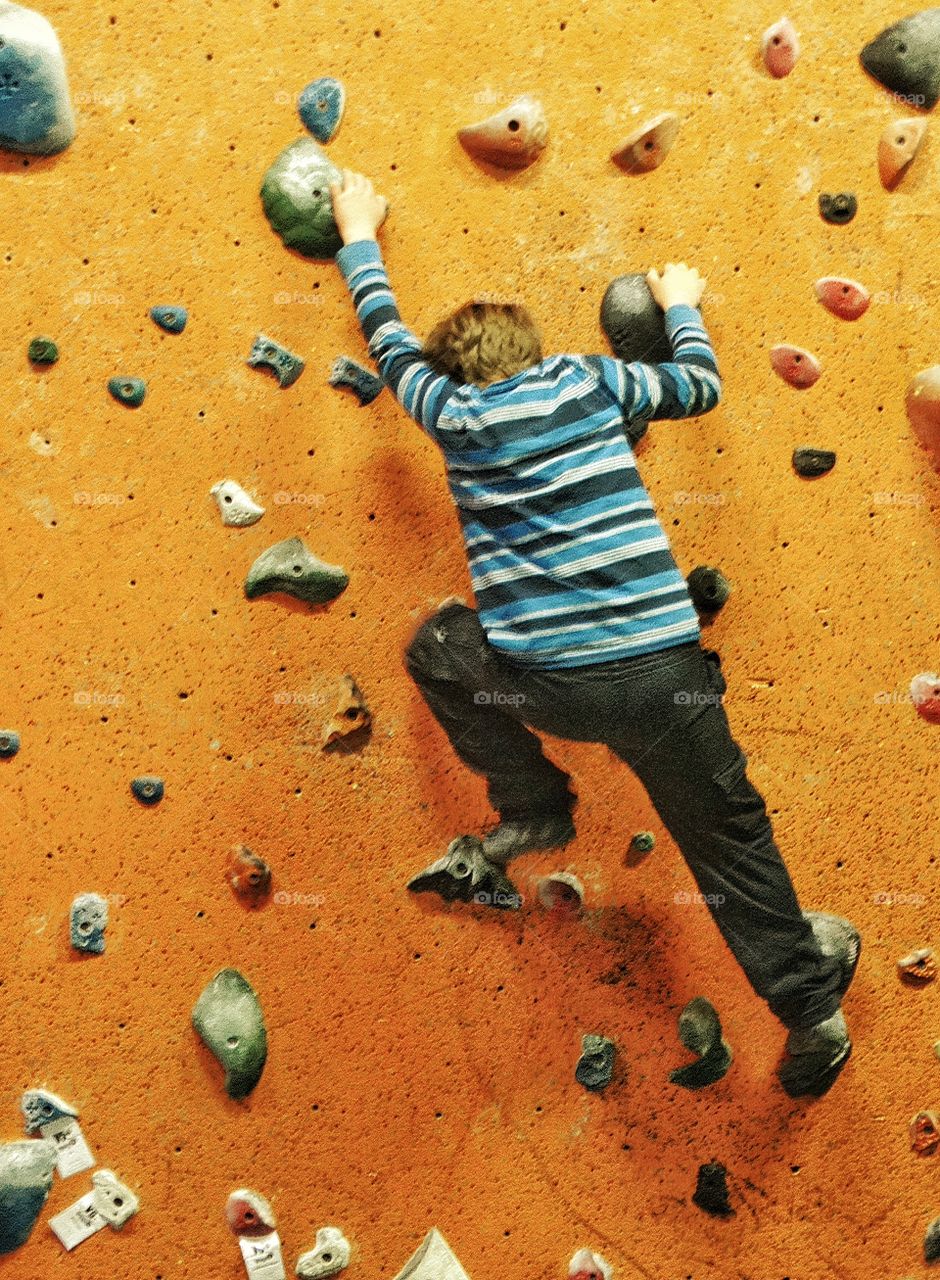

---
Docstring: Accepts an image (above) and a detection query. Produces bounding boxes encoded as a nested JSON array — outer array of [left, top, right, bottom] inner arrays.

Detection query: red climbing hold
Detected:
[[910, 672, 940, 724], [814, 277, 870, 321], [770, 344, 821, 389], [879, 117, 928, 189], [906, 366, 940, 469], [762, 17, 800, 78], [458, 94, 548, 170]]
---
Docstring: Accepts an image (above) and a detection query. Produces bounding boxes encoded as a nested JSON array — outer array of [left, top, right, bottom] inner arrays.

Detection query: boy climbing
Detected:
[[328, 168, 861, 1098]]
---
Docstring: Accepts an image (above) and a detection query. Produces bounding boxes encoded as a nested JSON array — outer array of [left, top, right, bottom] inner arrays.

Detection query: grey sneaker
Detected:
[[777, 910, 861, 1098], [481, 812, 576, 864]]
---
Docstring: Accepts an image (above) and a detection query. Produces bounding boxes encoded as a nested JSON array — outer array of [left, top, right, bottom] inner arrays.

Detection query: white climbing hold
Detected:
[[569, 1249, 612, 1280], [91, 1169, 139, 1228], [392, 1228, 471, 1280], [296, 1226, 351, 1278], [210, 480, 265, 527]]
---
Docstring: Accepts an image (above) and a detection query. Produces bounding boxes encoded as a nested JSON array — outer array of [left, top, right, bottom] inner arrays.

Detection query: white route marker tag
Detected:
[[49, 1191, 107, 1250], [240, 1230, 287, 1280], [40, 1115, 96, 1177]]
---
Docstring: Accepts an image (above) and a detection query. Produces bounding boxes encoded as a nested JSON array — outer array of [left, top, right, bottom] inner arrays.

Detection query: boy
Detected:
[[329, 169, 861, 1098]]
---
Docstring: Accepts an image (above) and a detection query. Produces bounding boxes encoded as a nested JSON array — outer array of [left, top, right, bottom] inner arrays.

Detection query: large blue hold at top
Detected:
[[0, 2, 75, 155]]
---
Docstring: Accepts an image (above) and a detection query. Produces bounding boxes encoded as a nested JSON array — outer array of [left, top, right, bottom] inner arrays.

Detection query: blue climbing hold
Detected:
[[297, 76, 345, 144], [330, 355, 384, 405], [0, 730, 20, 758], [0, 3, 75, 156], [247, 334, 305, 388], [131, 775, 164, 805], [108, 377, 146, 407], [150, 305, 188, 334]]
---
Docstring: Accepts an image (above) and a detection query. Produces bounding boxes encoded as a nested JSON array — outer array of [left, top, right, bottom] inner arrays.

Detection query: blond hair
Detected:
[[422, 300, 542, 387]]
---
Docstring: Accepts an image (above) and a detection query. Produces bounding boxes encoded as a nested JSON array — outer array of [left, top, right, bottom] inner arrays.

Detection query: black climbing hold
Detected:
[[861, 9, 940, 111], [407, 835, 522, 909], [108, 377, 146, 407], [600, 273, 674, 365], [329, 355, 385, 405], [27, 337, 58, 365], [687, 566, 731, 612], [926, 1215, 940, 1263], [669, 997, 733, 1089], [575, 1033, 616, 1092], [0, 730, 21, 758], [131, 775, 164, 805], [247, 334, 305, 388], [792, 447, 836, 477], [818, 192, 857, 225], [150, 306, 188, 334], [692, 1163, 734, 1217]]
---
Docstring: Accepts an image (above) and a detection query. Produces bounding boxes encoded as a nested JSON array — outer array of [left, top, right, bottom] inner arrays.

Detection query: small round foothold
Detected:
[[107, 377, 146, 407], [770, 343, 821, 389], [536, 871, 584, 914], [911, 1110, 940, 1154], [131, 775, 164, 805], [575, 1033, 616, 1092], [28, 337, 59, 365], [610, 112, 680, 173], [814, 277, 870, 321], [149, 305, 188, 334], [910, 673, 940, 724], [792, 447, 836, 477], [879, 117, 928, 189], [762, 16, 800, 78], [906, 366, 940, 470], [818, 192, 857, 225], [631, 831, 655, 854], [898, 947, 937, 982], [0, 730, 21, 758], [298, 76, 346, 144], [687, 565, 731, 613], [458, 94, 548, 170], [228, 845, 272, 906]]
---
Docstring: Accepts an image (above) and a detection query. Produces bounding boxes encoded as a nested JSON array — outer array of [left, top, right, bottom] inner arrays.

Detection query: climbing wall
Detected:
[[1, 0, 939, 1277]]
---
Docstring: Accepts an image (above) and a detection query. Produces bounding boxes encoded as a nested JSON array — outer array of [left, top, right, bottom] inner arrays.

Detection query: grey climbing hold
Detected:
[[70, 892, 107, 954], [818, 192, 857, 224], [296, 1226, 351, 1278], [245, 537, 349, 605], [131, 774, 164, 805], [150, 305, 188, 334], [610, 112, 680, 173], [20, 1088, 77, 1133], [879, 117, 928, 187], [260, 138, 345, 259], [693, 1162, 734, 1216], [211, 479, 265, 527], [192, 968, 267, 1099], [762, 16, 800, 77], [247, 333, 305, 388], [408, 835, 522, 909], [861, 9, 940, 111], [926, 1215, 940, 1264], [91, 1169, 139, 1228], [575, 1033, 616, 1092], [27, 336, 58, 364], [792, 447, 836, 477], [329, 354, 384, 405], [226, 1187, 276, 1236], [906, 365, 940, 467], [298, 76, 345, 144], [601, 273, 673, 365], [669, 996, 733, 1088], [107, 376, 146, 407], [0, 1139, 57, 1254], [686, 565, 731, 612], [770, 343, 821, 389], [568, 1249, 612, 1280], [0, 729, 20, 757], [391, 1228, 470, 1280], [0, 3, 75, 155], [458, 93, 548, 170]]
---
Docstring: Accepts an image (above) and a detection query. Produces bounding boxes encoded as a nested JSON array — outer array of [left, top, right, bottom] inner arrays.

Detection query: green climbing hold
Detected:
[[192, 968, 267, 1099], [0, 1139, 58, 1254], [669, 996, 733, 1089], [260, 138, 344, 259], [245, 537, 348, 605], [630, 831, 655, 854], [27, 337, 58, 365], [108, 377, 146, 408]]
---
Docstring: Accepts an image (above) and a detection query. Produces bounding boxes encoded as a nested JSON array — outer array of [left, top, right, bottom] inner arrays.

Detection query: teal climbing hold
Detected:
[[131, 775, 164, 805], [108, 377, 146, 407], [0, 730, 20, 758], [245, 537, 348, 605], [0, 3, 75, 156], [298, 76, 345, 144], [150, 306, 188, 334], [247, 333, 305, 388], [260, 138, 344, 259]]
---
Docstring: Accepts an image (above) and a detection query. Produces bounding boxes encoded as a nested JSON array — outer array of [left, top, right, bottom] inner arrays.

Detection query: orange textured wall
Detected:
[[1, 2, 939, 1278]]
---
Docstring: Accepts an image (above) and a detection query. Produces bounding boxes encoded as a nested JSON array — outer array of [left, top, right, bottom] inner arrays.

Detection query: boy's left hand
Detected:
[[329, 169, 390, 245]]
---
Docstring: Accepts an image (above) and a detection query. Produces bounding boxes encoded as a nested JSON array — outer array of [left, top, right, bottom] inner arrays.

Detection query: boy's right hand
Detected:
[[647, 262, 706, 311]]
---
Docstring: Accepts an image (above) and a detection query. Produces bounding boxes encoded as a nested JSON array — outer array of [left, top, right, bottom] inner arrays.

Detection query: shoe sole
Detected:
[[482, 820, 576, 865]]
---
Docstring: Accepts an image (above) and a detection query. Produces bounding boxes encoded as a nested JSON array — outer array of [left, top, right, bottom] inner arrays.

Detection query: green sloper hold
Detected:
[[244, 537, 348, 605], [669, 996, 732, 1089], [261, 139, 344, 260], [0, 1139, 58, 1254], [192, 968, 267, 1099]]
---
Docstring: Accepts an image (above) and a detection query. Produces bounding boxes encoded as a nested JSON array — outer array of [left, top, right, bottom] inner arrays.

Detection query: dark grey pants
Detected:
[[403, 602, 843, 1032]]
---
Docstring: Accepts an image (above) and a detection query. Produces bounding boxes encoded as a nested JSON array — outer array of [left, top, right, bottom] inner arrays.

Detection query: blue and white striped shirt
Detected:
[[336, 239, 722, 669]]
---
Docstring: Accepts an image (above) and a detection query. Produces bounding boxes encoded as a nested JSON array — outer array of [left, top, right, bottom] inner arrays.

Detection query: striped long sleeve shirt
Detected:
[[336, 238, 722, 669]]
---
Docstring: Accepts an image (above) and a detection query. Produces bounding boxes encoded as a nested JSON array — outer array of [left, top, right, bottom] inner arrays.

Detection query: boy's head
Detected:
[[422, 300, 542, 387]]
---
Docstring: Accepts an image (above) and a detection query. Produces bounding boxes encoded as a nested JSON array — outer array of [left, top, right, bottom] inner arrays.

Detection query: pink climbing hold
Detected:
[[910, 673, 940, 725], [906, 366, 940, 469], [878, 117, 928, 190], [770, 344, 821, 389], [458, 94, 548, 170], [762, 17, 800, 78], [814, 277, 870, 321]]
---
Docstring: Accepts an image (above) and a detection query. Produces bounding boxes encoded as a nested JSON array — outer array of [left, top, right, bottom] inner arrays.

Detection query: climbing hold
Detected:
[[926, 1215, 940, 1264], [70, 892, 107, 954], [0, 3, 75, 155], [0, 729, 20, 757], [575, 1033, 616, 1092], [792, 447, 836, 477], [247, 333, 305, 388], [911, 1110, 940, 1154], [536, 870, 584, 914], [814, 277, 870, 321], [631, 830, 655, 854], [818, 192, 857, 225], [149, 305, 188, 334], [770, 344, 821, 389], [91, 1169, 139, 1228], [568, 1249, 612, 1280], [391, 1227, 471, 1280], [20, 1088, 77, 1133], [20, 1090, 93, 1176], [261, 138, 344, 259], [298, 77, 345, 144], [322, 674, 371, 747], [601, 273, 673, 365], [408, 835, 522, 909], [898, 946, 937, 981], [227, 845, 272, 906], [131, 774, 164, 805], [211, 479, 265, 527], [27, 336, 58, 364], [226, 1188, 277, 1236], [906, 366, 940, 468], [107, 376, 146, 408], [296, 1226, 352, 1278], [686, 565, 731, 613], [329, 354, 385, 405], [861, 9, 940, 111], [610, 111, 680, 173], [669, 996, 733, 1088], [0, 1139, 57, 1254], [693, 1162, 734, 1217], [192, 968, 267, 1099], [458, 93, 548, 170], [245, 537, 349, 606], [762, 17, 800, 78], [879, 117, 928, 188], [911, 673, 940, 723]]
